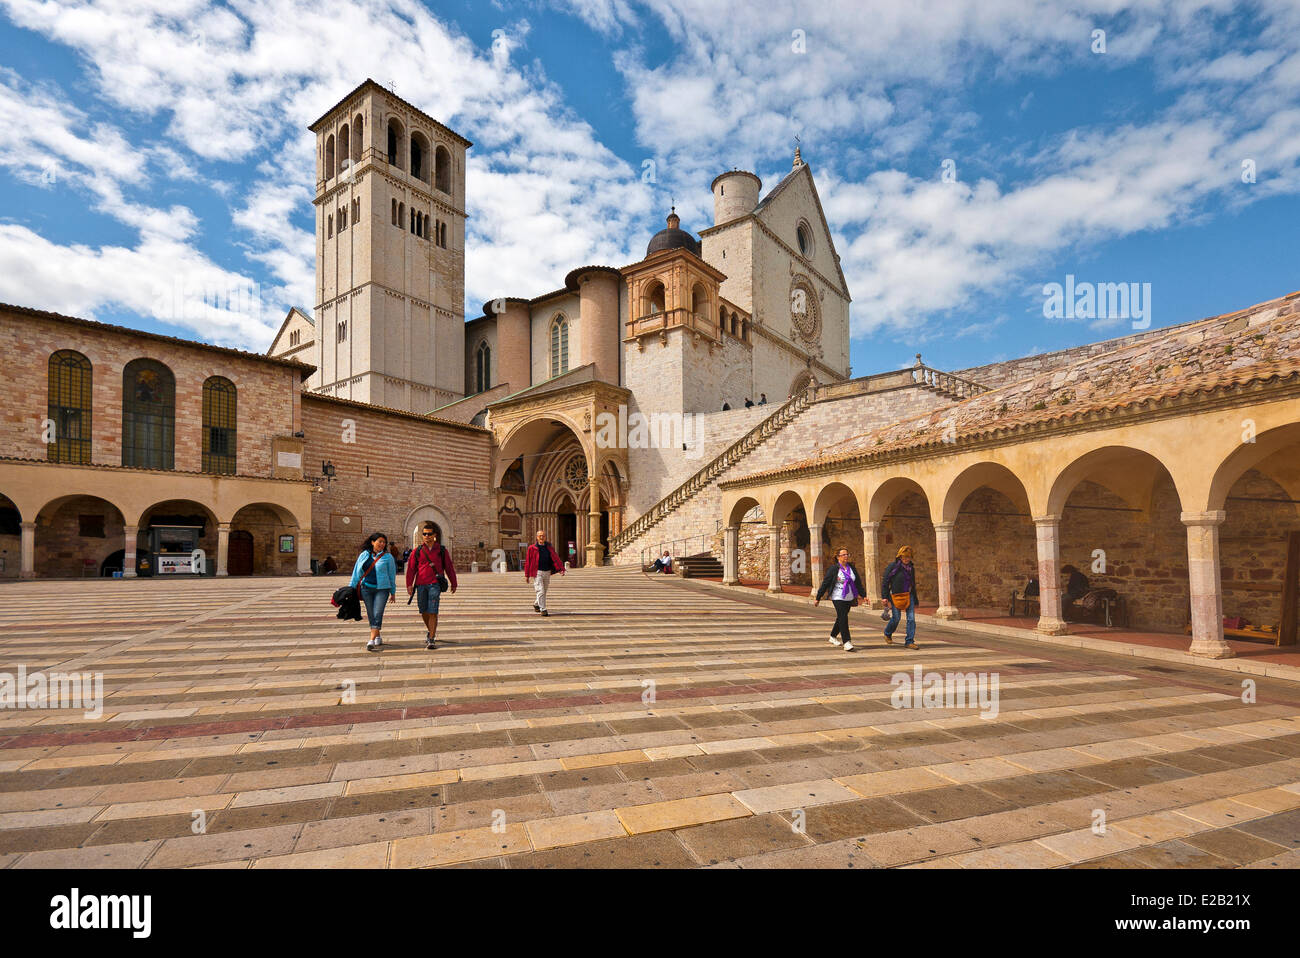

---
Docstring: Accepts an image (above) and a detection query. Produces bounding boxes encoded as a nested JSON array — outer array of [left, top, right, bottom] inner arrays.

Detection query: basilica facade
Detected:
[[269, 79, 853, 567]]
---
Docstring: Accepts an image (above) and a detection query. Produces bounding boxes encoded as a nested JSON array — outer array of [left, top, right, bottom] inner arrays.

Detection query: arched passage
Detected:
[[723, 495, 767, 587], [943, 462, 1034, 617], [34, 494, 127, 578], [136, 498, 219, 577], [867, 477, 937, 610], [1208, 424, 1300, 649], [770, 489, 811, 592], [811, 481, 864, 590], [228, 501, 300, 576]]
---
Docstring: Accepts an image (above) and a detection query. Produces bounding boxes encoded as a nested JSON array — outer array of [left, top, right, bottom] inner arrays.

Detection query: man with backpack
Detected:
[[405, 522, 457, 649], [524, 528, 565, 616]]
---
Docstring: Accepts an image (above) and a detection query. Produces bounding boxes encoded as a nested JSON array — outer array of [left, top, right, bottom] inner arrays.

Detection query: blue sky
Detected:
[[1, 0, 1298, 378]]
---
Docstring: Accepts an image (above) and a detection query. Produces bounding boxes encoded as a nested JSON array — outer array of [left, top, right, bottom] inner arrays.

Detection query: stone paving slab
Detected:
[[3, 567, 1300, 868]]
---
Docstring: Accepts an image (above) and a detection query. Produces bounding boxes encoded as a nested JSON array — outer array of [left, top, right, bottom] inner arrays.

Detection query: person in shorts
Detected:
[[405, 521, 457, 649]]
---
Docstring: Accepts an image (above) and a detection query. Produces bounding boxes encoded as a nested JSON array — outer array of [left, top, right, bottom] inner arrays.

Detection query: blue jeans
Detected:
[[884, 603, 916, 644], [360, 585, 390, 629]]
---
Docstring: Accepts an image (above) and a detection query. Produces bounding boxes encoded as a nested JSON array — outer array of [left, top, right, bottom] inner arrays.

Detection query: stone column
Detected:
[[934, 521, 961, 620], [860, 521, 881, 609], [19, 521, 35, 579], [766, 525, 782, 593], [585, 510, 604, 568], [1033, 515, 1068, 635], [122, 524, 139, 578], [808, 523, 823, 593], [216, 522, 231, 577], [723, 525, 740, 585], [297, 531, 312, 575], [1183, 510, 1233, 659]]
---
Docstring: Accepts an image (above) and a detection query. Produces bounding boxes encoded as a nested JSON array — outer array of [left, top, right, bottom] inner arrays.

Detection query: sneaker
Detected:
[[534, 603, 541, 612], [883, 634, 895, 645], [541, 609, 550, 617], [366, 639, 378, 652], [843, 641, 856, 652], [828, 636, 843, 647], [425, 635, 436, 650], [904, 642, 920, 650]]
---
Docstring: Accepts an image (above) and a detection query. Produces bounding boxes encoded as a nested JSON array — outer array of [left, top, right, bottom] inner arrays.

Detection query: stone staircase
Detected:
[[608, 365, 987, 567], [676, 553, 723, 578], [608, 387, 816, 560]]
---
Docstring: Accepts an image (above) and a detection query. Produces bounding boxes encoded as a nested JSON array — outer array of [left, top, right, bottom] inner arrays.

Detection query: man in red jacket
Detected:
[[524, 528, 564, 616], [405, 522, 457, 649]]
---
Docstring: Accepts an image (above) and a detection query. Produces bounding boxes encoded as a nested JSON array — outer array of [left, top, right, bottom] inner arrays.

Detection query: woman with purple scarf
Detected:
[[814, 547, 866, 653]]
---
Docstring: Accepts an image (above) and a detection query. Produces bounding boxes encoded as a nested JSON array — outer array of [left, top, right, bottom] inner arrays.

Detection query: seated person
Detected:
[[1061, 564, 1090, 619], [649, 551, 673, 573], [321, 555, 338, 575]]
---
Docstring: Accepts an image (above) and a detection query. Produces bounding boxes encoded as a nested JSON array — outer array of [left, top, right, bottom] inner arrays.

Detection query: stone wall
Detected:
[[302, 394, 494, 569], [615, 383, 951, 564], [0, 306, 303, 478], [954, 323, 1198, 391]]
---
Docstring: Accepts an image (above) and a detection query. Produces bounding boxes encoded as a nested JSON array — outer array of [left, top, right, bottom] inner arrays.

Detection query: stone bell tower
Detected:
[[308, 79, 472, 413]]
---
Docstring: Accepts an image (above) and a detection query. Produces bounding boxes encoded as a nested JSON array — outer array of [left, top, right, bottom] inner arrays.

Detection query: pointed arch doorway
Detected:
[[404, 505, 453, 554]]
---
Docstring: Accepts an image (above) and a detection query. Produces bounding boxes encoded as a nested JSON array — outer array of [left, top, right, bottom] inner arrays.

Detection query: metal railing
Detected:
[[640, 521, 724, 569], [609, 386, 816, 558]]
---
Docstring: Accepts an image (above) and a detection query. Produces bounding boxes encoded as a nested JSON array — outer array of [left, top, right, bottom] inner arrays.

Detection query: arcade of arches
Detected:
[[721, 402, 1300, 660], [0, 460, 312, 579]]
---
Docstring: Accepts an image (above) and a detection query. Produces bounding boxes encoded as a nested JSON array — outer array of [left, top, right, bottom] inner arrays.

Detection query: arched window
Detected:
[[398, 202, 405, 229], [731, 312, 738, 336], [476, 340, 491, 393], [411, 132, 430, 183], [202, 376, 237, 475], [387, 118, 404, 169], [122, 359, 175, 470], [719, 306, 726, 331], [324, 134, 335, 179], [691, 283, 707, 319], [326, 214, 333, 238], [337, 320, 347, 343], [645, 281, 665, 315], [550, 316, 569, 378], [740, 318, 748, 341], [435, 145, 452, 193], [352, 198, 360, 221], [352, 114, 364, 163], [438, 221, 447, 248], [338, 206, 347, 231], [47, 350, 92, 464], [338, 123, 350, 172], [391, 198, 398, 225], [289, 329, 300, 347]]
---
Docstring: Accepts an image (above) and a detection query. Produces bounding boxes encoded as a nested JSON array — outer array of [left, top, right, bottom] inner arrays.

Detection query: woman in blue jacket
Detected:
[[351, 532, 397, 652]]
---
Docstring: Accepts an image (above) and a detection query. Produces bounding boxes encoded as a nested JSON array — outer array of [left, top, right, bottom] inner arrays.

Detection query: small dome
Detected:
[[646, 208, 700, 257]]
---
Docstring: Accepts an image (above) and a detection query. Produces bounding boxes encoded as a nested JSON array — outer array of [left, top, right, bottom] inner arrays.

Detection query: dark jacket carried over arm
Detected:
[[816, 562, 864, 602], [881, 559, 919, 602]]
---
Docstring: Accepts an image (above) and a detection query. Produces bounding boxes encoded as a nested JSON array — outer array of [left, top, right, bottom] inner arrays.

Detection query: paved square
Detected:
[[2, 568, 1299, 869]]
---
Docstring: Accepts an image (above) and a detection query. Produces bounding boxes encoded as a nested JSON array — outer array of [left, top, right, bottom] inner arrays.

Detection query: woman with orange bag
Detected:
[[880, 546, 921, 650]]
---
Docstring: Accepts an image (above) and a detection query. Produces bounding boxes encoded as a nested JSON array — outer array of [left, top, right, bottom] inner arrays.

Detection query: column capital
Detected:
[[765, 524, 782, 534], [860, 520, 880, 531], [1032, 514, 1063, 526], [1181, 510, 1227, 528], [19, 520, 35, 531], [934, 520, 956, 533], [217, 521, 232, 531]]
